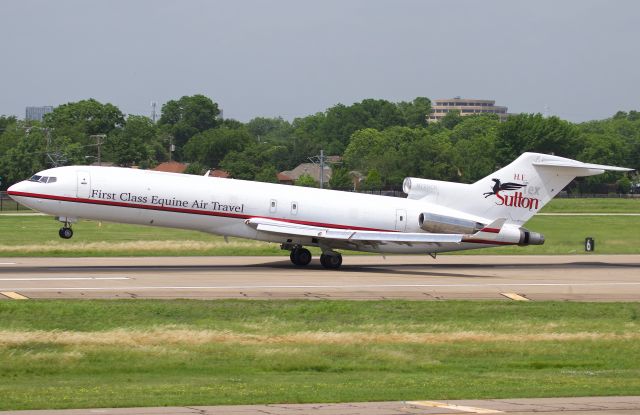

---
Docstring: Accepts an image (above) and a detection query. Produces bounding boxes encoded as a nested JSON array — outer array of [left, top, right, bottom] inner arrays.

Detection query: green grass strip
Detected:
[[0, 300, 639, 410]]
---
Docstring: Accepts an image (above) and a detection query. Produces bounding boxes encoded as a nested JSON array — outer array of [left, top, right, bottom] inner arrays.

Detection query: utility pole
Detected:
[[90, 134, 106, 165], [308, 149, 326, 188], [151, 101, 157, 123]]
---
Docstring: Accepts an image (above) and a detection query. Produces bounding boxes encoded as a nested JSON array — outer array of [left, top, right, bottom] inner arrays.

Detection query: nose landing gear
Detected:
[[55, 216, 77, 239], [58, 227, 73, 239]]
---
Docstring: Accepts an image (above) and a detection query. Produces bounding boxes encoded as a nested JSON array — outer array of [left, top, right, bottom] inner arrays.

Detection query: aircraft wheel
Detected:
[[59, 227, 73, 239], [290, 248, 312, 266], [320, 253, 342, 269]]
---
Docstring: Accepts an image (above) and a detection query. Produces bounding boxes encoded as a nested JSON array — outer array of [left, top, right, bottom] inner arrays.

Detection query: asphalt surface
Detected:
[[3, 396, 640, 415], [2, 255, 639, 414], [0, 255, 639, 301]]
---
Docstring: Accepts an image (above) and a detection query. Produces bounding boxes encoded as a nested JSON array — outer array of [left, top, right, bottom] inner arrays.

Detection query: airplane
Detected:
[[7, 152, 632, 269]]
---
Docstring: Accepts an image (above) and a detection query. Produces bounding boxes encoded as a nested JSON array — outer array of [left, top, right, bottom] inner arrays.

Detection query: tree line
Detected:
[[0, 95, 638, 193]]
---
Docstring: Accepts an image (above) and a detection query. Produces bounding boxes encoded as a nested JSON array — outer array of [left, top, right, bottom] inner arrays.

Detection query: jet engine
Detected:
[[519, 229, 545, 245], [419, 212, 484, 234]]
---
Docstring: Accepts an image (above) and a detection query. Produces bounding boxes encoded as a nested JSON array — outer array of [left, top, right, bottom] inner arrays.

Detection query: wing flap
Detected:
[[245, 218, 462, 244]]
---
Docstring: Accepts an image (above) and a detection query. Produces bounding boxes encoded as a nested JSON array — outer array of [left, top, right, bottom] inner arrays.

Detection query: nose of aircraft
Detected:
[[7, 180, 27, 196]]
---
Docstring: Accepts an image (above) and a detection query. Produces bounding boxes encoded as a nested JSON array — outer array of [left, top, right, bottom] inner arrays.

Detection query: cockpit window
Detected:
[[28, 175, 57, 183]]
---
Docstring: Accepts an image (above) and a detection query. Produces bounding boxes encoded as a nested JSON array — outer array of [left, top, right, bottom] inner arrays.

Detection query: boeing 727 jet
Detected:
[[7, 152, 631, 269]]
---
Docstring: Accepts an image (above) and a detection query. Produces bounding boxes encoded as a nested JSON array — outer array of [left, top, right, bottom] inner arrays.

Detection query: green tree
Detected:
[[295, 173, 318, 187], [105, 116, 159, 167], [0, 115, 17, 133], [328, 166, 352, 189], [158, 94, 221, 154], [363, 169, 382, 190], [246, 117, 293, 143], [44, 99, 124, 135], [397, 97, 431, 128], [496, 114, 581, 164], [440, 110, 463, 130], [0, 129, 47, 187], [255, 165, 278, 183], [449, 115, 500, 182], [184, 162, 207, 175], [184, 127, 252, 168]]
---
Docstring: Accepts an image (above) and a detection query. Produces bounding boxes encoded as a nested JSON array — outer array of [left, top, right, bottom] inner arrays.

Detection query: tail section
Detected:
[[404, 153, 632, 226], [466, 153, 632, 224]]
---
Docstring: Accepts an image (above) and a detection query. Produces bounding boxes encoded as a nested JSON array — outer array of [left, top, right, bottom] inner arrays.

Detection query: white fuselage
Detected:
[[8, 165, 500, 254]]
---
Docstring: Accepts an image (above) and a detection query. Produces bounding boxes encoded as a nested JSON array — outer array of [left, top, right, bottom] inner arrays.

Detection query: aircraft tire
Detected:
[[59, 227, 73, 239], [320, 253, 342, 269], [291, 248, 312, 266]]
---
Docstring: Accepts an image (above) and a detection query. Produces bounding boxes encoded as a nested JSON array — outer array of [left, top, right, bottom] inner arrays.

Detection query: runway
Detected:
[[1, 255, 639, 301], [3, 396, 640, 415]]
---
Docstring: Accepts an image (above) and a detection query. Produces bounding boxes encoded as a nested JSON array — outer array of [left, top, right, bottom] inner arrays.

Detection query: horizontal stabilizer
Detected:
[[533, 159, 633, 175]]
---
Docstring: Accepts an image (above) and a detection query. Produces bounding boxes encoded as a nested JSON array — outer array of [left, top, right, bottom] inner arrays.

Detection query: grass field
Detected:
[[540, 197, 640, 213], [0, 300, 639, 410], [1, 211, 639, 256]]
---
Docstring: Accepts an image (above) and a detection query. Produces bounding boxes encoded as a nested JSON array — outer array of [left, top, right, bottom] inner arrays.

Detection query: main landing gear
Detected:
[[290, 247, 312, 266], [287, 245, 343, 269]]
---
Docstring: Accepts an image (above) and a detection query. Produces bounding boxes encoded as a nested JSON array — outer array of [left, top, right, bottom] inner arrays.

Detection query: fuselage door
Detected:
[[76, 170, 91, 198], [395, 209, 407, 232]]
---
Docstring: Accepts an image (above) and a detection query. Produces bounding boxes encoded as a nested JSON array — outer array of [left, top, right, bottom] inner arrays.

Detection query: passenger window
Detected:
[[269, 199, 277, 213], [291, 202, 298, 215]]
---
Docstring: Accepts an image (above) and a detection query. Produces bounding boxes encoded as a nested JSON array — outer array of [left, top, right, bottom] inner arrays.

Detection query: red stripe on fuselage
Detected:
[[7, 191, 395, 232], [480, 227, 501, 234]]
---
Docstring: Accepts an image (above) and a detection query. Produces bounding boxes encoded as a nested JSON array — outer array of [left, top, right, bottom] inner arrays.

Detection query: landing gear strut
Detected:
[[320, 252, 342, 269], [290, 247, 312, 266]]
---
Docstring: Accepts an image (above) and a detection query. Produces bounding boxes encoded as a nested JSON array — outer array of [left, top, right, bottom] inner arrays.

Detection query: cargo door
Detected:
[[76, 170, 91, 198], [395, 209, 407, 232]]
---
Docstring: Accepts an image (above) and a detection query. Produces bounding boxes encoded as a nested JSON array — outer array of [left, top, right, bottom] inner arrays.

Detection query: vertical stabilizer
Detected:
[[460, 153, 632, 225]]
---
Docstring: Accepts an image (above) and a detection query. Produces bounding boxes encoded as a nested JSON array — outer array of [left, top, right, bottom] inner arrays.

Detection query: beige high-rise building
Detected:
[[428, 97, 509, 123]]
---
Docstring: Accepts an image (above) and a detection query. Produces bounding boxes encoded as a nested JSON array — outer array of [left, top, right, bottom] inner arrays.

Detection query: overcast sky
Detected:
[[2, 0, 639, 122]]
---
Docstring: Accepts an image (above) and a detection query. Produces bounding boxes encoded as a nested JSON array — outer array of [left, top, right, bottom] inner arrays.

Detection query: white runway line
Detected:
[[4, 281, 640, 291], [408, 401, 503, 413], [0, 277, 130, 281], [0, 262, 17, 265]]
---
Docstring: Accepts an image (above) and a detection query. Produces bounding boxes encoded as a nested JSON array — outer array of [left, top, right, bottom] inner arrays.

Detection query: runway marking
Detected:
[[408, 400, 503, 413], [1, 291, 29, 300], [3, 282, 640, 291], [0, 277, 130, 281], [501, 292, 530, 301], [0, 262, 16, 265]]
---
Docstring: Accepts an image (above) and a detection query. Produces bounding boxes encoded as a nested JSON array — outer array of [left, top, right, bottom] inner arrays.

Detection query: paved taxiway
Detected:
[[0, 255, 639, 301], [3, 396, 640, 414]]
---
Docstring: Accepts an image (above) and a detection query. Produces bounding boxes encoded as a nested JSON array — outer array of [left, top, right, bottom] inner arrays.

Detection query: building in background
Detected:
[[427, 98, 509, 123], [25, 106, 53, 122]]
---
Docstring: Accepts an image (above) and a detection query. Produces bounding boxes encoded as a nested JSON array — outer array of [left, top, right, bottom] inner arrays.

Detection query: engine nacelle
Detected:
[[403, 177, 439, 199], [419, 212, 485, 234], [519, 229, 545, 246]]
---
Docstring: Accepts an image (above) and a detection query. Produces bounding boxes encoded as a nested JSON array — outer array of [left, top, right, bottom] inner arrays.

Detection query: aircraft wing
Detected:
[[244, 218, 463, 244]]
